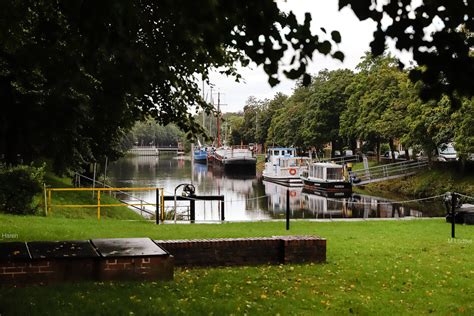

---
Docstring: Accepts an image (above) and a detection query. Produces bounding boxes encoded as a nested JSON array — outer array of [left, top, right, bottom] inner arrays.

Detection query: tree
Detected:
[[241, 97, 265, 144], [340, 53, 408, 161], [1, 0, 472, 172], [0, 0, 343, 171], [341, 0, 474, 102], [301, 69, 354, 155], [256, 93, 287, 145], [453, 98, 474, 161], [267, 84, 311, 147]]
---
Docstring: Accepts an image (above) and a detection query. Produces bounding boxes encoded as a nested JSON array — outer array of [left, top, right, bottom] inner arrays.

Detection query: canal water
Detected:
[[108, 154, 446, 221]]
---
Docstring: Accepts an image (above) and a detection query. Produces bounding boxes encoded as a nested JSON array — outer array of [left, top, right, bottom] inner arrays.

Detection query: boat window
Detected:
[[326, 167, 343, 180], [317, 166, 323, 179], [274, 150, 280, 156]]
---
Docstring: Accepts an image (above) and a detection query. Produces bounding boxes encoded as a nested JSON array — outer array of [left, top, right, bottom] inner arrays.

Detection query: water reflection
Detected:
[[108, 155, 444, 221]]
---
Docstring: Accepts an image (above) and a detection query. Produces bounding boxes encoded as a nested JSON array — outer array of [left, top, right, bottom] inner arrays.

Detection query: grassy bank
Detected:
[[361, 167, 474, 198], [41, 173, 143, 220], [256, 154, 265, 173], [0, 216, 473, 315]]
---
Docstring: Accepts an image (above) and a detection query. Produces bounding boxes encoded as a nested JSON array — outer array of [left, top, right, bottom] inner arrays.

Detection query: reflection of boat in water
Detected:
[[210, 145, 256, 170], [263, 180, 303, 213], [300, 192, 424, 219], [262, 147, 310, 186], [300, 162, 352, 196]]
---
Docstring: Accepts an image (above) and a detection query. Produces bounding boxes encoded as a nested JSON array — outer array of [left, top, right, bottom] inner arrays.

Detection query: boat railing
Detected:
[[316, 155, 360, 165]]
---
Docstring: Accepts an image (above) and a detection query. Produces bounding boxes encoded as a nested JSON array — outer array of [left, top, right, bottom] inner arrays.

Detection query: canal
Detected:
[[108, 154, 446, 221]]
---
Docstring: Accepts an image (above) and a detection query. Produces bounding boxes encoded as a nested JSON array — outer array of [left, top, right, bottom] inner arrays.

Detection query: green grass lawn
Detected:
[[0, 216, 473, 315]]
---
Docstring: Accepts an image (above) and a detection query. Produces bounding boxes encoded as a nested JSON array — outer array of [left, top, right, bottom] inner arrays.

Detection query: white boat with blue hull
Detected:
[[262, 147, 310, 186]]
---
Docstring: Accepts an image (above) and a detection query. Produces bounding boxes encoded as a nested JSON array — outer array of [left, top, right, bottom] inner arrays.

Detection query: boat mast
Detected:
[[217, 92, 221, 147]]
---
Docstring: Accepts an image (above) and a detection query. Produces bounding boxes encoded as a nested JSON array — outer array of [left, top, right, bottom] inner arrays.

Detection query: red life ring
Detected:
[[290, 191, 297, 197], [289, 168, 297, 175]]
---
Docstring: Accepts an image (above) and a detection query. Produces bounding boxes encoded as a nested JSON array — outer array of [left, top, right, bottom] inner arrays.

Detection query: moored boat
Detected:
[[262, 147, 310, 186], [193, 147, 208, 163], [300, 162, 352, 197], [211, 145, 256, 170]]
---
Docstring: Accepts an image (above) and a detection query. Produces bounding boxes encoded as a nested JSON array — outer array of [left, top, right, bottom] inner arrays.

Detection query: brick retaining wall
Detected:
[[156, 235, 326, 267], [0, 236, 326, 286]]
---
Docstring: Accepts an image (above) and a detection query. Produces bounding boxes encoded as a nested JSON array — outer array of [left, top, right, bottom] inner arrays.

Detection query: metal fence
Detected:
[[352, 159, 429, 185]]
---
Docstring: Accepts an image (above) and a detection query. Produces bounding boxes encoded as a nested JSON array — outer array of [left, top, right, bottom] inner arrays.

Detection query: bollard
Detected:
[[190, 195, 196, 223], [451, 192, 457, 238], [221, 199, 225, 221], [156, 188, 160, 224], [286, 189, 290, 230]]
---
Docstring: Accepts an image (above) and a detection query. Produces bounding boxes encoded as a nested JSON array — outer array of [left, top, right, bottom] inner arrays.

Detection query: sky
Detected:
[[206, 0, 415, 113]]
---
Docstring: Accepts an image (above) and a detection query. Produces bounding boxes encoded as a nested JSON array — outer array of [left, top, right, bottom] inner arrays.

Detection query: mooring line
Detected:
[[325, 194, 446, 206]]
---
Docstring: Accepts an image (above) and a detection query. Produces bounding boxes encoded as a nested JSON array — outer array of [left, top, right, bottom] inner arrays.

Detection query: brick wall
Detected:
[[0, 256, 174, 286], [98, 256, 174, 281], [156, 236, 326, 267], [1, 236, 326, 286]]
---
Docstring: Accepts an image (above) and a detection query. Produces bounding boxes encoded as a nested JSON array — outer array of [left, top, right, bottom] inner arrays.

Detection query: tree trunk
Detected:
[[376, 140, 380, 162], [389, 138, 396, 163]]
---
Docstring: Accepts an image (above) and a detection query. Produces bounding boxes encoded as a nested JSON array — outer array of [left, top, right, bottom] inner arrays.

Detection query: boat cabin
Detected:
[[266, 147, 297, 163], [307, 163, 344, 182]]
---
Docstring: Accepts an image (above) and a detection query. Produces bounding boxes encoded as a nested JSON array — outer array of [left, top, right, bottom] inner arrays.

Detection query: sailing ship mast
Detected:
[[217, 92, 221, 147]]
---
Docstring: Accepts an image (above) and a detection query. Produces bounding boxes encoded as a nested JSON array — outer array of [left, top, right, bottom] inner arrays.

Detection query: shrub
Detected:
[[0, 164, 45, 215]]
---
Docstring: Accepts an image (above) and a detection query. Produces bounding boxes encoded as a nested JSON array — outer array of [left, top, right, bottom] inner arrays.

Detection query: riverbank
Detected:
[[0, 217, 472, 315], [358, 166, 474, 198], [42, 172, 142, 220]]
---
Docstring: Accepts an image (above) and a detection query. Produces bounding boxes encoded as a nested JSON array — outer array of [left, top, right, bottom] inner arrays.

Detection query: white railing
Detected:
[[351, 159, 429, 185]]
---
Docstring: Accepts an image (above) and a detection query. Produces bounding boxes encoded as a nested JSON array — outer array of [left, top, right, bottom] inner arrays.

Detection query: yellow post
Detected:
[[47, 189, 52, 215], [97, 190, 101, 221], [43, 184, 48, 216]]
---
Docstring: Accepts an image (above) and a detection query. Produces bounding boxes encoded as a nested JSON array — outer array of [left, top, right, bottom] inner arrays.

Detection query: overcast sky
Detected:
[[206, 0, 415, 113]]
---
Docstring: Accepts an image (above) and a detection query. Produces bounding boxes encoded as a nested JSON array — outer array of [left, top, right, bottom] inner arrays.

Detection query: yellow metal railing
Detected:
[[44, 187, 165, 221]]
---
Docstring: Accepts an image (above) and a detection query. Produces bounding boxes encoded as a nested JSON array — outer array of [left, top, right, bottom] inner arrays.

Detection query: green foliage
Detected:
[[363, 167, 474, 198], [301, 69, 354, 152], [0, 0, 342, 172], [122, 120, 183, 150], [267, 84, 311, 147], [340, 0, 474, 101], [453, 98, 474, 159], [0, 164, 45, 215]]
